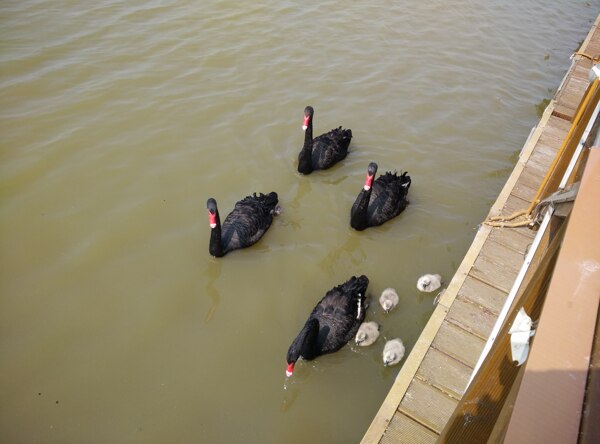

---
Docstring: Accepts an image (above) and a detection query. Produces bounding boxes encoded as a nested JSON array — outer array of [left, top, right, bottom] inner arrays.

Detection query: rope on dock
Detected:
[[484, 210, 532, 228], [572, 51, 600, 62]]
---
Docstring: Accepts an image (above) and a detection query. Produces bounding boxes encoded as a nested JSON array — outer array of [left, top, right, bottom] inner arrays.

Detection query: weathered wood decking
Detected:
[[361, 15, 600, 444]]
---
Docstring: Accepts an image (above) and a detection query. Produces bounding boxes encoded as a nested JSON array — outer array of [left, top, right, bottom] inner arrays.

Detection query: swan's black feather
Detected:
[[298, 106, 352, 174], [286, 275, 369, 366], [311, 126, 352, 171], [350, 166, 411, 230], [208, 192, 278, 257]]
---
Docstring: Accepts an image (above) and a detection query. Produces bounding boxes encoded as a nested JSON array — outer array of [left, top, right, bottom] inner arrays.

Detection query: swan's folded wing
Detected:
[[221, 197, 276, 249]]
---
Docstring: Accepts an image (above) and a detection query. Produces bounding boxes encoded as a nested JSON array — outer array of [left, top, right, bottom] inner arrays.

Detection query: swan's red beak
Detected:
[[286, 362, 295, 377], [302, 115, 310, 131], [208, 211, 217, 228], [364, 173, 374, 191]]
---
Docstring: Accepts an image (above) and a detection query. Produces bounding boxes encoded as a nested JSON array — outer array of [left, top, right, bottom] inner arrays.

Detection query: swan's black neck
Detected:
[[287, 318, 319, 363], [298, 121, 314, 174], [208, 210, 225, 257], [350, 188, 372, 231]]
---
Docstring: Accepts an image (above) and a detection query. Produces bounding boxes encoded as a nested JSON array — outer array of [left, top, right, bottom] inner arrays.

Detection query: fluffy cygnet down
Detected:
[[379, 288, 399, 313], [355, 321, 380, 346], [416, 274, 442, 292], [383, 338, 405, 366]]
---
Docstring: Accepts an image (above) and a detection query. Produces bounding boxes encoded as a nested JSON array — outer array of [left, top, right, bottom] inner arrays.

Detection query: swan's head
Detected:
[[207, 198, 218, 228], [383, 352, 396, 366], [285, 361, 295, 377], [417, 277, 431, 291], [302, 106, 314, 130], [417, 274, 442, 292], [382, 300, 394, 313], [355, 330, 368, 345], [364, 162, 378, 190]]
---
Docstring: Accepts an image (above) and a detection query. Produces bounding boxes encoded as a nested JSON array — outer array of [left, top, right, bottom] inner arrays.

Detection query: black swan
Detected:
[[285, 275, 369, 377], [350, 162, 411, 231], [206, 192, 279, 257], [297, 106, 352, 174]]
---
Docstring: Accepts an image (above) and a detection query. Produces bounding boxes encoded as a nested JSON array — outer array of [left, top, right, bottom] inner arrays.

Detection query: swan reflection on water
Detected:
[[281, 360, 318, 413], [203, 259, 222, 324], [318, 233, 367, 275]]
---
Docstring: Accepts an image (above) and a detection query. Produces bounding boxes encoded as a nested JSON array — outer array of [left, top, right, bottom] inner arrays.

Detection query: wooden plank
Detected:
[[522, 155, 551, 176], [512, 151, 555, 200], [470, 254, 517, 293], [478, 239, 524, 272], [380, 413, 438, 444], [446, 296, 497, 340], [490, 224, 535, 243], [560, 86, 588, 109], [538, 115, 572, 144], [528, 151, 557, 172], [529, 149, 557, 170], [513, 165, 545, 191], [501, 194, 532, 216], [537, 133, 567, 152], [531, 139, 561, 158], [487, 227, 533, 255], [583, 36, 600, 56], [584, 39, 600, 56], [456, 275, 508, 315], [511, 178, 539, 202], [571, 66, 593, 82], [553, 103, 577, 121], [431, 321, 486, 368], [470, 239, 523, 293], [399, 379, 458, 433], [415, 348, 471, 399], [559, 77, 590, 110]]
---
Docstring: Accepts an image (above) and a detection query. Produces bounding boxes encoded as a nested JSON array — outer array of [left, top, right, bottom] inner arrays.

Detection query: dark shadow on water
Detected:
[[281, 377, 301, 413], [280, 362, 315, 413], [288, 177, 312, 210]]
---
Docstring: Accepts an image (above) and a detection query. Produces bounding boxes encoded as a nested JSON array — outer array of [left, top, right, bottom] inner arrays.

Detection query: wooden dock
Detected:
[[361, 15, 600, 444]]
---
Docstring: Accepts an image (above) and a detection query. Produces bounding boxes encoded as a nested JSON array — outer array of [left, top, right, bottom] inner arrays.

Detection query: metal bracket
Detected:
[[532, 181, 580, 221]]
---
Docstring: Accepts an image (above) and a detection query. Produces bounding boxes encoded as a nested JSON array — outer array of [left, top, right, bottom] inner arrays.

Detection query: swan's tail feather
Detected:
[[337, 127, 352, 141], [328, 126, 352, 142], [240, 192, 279, 212], [400, 171, 411, 189], [254, 191, 279, 208]]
